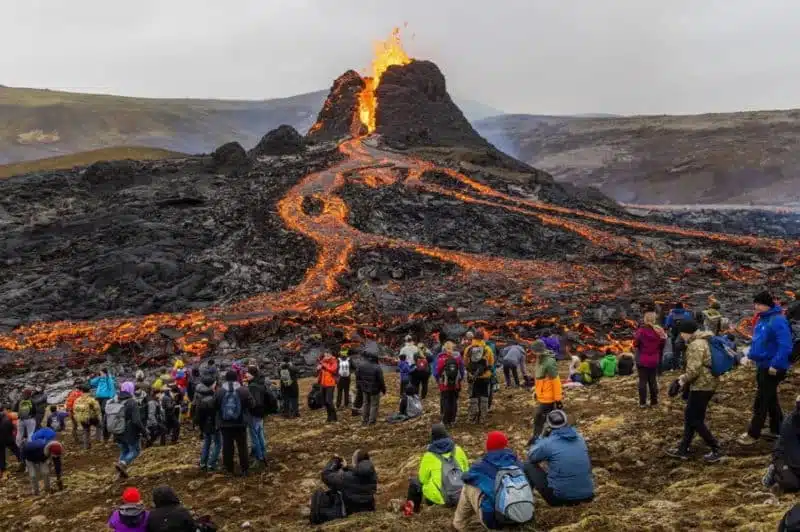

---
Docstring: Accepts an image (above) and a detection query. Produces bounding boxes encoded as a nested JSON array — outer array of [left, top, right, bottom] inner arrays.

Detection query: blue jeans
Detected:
[[118, 440, 140, 466], [200, 432, 221, 469], [249, 418, 267, 461]]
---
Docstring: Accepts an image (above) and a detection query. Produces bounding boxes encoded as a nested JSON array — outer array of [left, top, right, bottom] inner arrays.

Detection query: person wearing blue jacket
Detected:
[[739, 291, 794, 446], [664, 303, 695, 370], [89, 368, 117, 441], [453, 431, 528, 530], [524, 410, 594, 506], [398, 354, 412, 396]]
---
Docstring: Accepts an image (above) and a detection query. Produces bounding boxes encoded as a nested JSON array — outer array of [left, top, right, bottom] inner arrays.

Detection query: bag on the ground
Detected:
[[708, 335, 736, 376], [436, 453, 464, 507], [280, 367, 294, 387], [105, 399, 127, 436], [220, 383, 242, 422], [307, 384, 324, 410], [443, 357, 460, 387], [338, 359, 351, 378], [589, 360, 603, 381], [18, 399, 33, 420], [780, 504, 800, 532], [310, 489, 346, 525], [415, 356, 429, 373], [406, 395, 423, 418], [493, 465, 535, 524]]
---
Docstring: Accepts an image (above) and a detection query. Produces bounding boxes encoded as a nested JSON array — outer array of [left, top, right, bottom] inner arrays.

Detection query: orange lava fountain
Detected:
[[357, 27, 411, 133]]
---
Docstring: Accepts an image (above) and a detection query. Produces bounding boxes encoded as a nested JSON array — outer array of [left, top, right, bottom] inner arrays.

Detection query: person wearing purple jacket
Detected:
[[541, 330, 562, 360], [398, 354, 413, 396], [108, 487, 149, 532]]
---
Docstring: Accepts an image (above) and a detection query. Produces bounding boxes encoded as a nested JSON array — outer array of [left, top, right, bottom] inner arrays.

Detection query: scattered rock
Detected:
[[250, 125, 306, 157]]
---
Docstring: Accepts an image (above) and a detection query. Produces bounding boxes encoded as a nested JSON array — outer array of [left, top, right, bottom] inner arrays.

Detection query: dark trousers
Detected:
[[352, 383, 363, 410], [400, 378, 410, 397], [323, 386, 337, 422], [336, 377, 351, 408], [411, 373, 429, 399], [669, 336, 685, 371], [470, 378, 490, 399], [504, 365, 520, 387], [523, 463, 592, 507], [161, 420, 180, 445], [533, 403, 556, 441], [637, 367, 659, 406], [221, 426, 249, 475], [0, 442, 22, 472], [748, 368, 786, 438], [679, 390, 718, 452], [282, 394, 299, 417], [98, 398, 110, 440], [440, 389, 459, 425], [406, 477, 429, 512]]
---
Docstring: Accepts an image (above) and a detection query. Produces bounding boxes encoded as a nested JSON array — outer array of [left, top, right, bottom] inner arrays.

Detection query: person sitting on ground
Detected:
[[398, 354, 412, 396], [407, 423, 470, 512], [568, 356, 582, 383], [146, 485, 197, 532], [108, 487, 149, 532], [617, 352, 635, 376], [599, 349, 618, 377], [454, 431, 534, 531], [279, 357, 300, 418], [320, 449, 378, 517], [665, 320, 723, 463], [575, 354, 593, 385], [524, 410, 594, 506], [387, 384, 423, 424], [21, 432, 63, 495], [45, 405, 69, 432], [763, 395, 800, 493], [532, 340, 563, 440]]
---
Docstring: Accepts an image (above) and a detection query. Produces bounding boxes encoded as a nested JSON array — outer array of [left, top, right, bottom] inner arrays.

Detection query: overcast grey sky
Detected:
[[3, 0, 799, 115]]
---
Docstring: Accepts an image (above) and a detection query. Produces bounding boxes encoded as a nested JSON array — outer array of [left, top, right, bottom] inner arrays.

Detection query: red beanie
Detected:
[[122, 487, 141, 504], [486, 431, 509, 452], [44, 441, 63, 457]]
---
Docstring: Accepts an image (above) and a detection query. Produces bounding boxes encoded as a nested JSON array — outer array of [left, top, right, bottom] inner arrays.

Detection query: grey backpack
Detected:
[[493, 466, 535, 525], [406, 396, 423, 418], [436, 452, 464, 507], [105, 399, 127, 436]]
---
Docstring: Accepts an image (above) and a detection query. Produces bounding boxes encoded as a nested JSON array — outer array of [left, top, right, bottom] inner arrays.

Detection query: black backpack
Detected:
[[307, 384, 324, 410], [310, 489, 346, 525], [249, 379, 266, 412], [589, 360, 603, 381], [161, 394, 177, 423], [443, 357, 460, 387]]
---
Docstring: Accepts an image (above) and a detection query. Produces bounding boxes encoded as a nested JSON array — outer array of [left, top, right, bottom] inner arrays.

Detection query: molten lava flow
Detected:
[[357, 27, 411, 133]]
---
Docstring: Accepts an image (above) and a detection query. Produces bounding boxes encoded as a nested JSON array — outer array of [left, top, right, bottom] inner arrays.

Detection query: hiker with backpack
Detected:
[[634, 311, 667, 408], [108, 487, 149, 532], [356, 351, 386, 426], [0, 405, 23, 479], [738, 291, 795, 446], [399, 335, 420, 360], [398, 354, 413, 396], [664, 302, 694, 370], [14, 389, 39, 445], [279, 357, 300, 418], [463, 332, 495, 424], [73, 384, 103, 449], [246, 366, 269, 465], [317, 449, 378, 520], [453, 431, 534, 531], [763, 395, 800, 494], [31, 387, 48, 429], [532, 340, 563, 441], [406, 423, 470, 512], [90, 368, 118, 441], [701, 300, 728, 335], [336, 349, 352, 409], [665, 320, 723, 462], [436, 341, 465, 427], [21, 434, 64, 496], [411, 343, 433, 399], [317, 351, 339, 423], [524, 410, 594, 506], [192, 374, 220, 471], [387, 384, 423, 423], [65, 381, 84, 444], [45, 405, 69, 432], [215, 370, 255, 476], [159, 386, 181, 445], [142, 389, 164, 448], [110, 381, 146, 479], [500, 344, 528, 388]]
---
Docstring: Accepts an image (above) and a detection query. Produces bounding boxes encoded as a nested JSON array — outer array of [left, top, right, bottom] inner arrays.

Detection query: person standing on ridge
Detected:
[[463, 331, 494, 424], [634, 311, 667, 408], [336, 349, 352, 409], [532, 340, 563, 440], [90, 368, 117, 441], [436, 341, 465, 427], [664, 302, 694, 370], [739, 291, 794, 446], [215, 370, 255, 476], [317, 351, 339, 423], [356, 350, 386, 426]]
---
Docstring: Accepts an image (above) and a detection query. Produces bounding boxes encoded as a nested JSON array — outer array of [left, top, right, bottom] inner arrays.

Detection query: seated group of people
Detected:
[[568, 349, 635, 385], [310, 410, 595, 529]]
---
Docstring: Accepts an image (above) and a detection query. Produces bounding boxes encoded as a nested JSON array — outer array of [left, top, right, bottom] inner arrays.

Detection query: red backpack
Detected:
[[415, 356, 429, 372]]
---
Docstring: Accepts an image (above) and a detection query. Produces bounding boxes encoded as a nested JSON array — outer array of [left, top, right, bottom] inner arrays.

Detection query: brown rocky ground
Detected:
[[1, 365, 796, 532]]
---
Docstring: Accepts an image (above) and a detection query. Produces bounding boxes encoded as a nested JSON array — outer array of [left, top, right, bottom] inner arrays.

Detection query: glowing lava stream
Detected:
[[0, 136, 797, 357]]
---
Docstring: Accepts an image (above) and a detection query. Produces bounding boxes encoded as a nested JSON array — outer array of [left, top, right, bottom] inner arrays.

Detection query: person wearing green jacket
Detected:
[[599, 350, 618, 378], [406, 423, 470, 512]]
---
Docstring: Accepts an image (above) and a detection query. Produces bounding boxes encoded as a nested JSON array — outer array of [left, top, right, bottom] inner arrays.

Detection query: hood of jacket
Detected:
[[353, 458, 376, 478], [482, 449, 519, 469], [222, 381, 241, 391], [552, 426, 579, 441], [152, 486, 181, 508], [689, 330, 714, 343], [535, 350, 557, 379], [428, 437, 455, 454], [602, 354, 616, 362], [117, 391, 133, 401], [119, 502, 146, 519], [759, 306, 784, 320]]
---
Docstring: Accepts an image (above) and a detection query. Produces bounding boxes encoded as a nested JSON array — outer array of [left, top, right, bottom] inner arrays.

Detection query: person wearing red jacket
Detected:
[[436, 342, 465, 427], [64, 380, 84, 444], [318, 352, 339, 423], [633, 312, 667, 408]]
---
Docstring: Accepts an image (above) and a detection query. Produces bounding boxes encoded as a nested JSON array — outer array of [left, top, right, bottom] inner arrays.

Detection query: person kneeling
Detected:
[[387, 385, 423, 424], [763, 395, 800, 493], [524, 410, 594, 506], [310, 449, 377, 525], [407, 423, 470, 512], [453, 431, 534, 530]]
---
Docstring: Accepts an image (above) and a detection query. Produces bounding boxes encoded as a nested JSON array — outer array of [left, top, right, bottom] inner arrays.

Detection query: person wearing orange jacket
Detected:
[[64, 380, 84, 444], [318, 351, 339, 423], [532, 340, 563, 441]]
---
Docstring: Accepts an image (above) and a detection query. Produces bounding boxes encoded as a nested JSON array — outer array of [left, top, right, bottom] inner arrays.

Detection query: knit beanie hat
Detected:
[[430, 423, 449, 443], [121, 381, 135, 395], [44, 440, 63, 457], [122, 487, 141, 504], [486, 431, 509, 452], [546, 409, 568, 430], [753, 291, 774, 307], [678, 320, 699, 335]]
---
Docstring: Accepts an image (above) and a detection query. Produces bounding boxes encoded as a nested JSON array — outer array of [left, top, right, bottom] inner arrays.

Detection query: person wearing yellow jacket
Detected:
[[406, 423, 470, 512], [532, 340, 563, 441], [463, 332, 495, 424]]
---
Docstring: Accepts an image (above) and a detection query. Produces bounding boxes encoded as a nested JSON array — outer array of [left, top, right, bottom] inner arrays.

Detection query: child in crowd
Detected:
[[108, 487, 149, 532], [45, 405, 69, 432], [398, 354, 412, 396]]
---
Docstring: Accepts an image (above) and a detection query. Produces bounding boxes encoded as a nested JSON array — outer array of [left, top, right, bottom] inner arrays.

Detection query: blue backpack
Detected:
[[221, 383, 242, 422], [493, 465, 535, 525], [708, 335, 736, 377]]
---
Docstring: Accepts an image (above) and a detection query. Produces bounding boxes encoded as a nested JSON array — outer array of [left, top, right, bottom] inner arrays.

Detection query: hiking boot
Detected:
[[639, 404, 648, 409], [665, 448, 689, 460], [56, 479, 64, 491], [115, 461, 129, 479], [763, 432, 779, 442], [199, 465, 207, 472], [737, 433, 759, 446], [703, 450, 723, 463]]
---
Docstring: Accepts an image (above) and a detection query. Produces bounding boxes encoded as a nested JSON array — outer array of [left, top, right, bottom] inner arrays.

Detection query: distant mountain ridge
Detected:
[[0, 85, 504, 164]]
